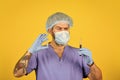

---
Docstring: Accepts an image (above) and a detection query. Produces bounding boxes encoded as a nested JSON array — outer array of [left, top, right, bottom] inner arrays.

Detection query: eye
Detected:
[[64, 27, 69, 30], [56, 26, 61, 30]]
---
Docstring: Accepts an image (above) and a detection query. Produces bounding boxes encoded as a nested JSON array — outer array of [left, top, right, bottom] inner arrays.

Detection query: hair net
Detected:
[[46, 12, 73, 31]]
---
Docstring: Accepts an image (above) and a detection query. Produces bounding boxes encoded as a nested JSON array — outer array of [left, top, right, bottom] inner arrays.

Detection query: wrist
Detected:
[[26, 51, 32, 55], [88, 62, 94, 67], [28, 48, 34, 54], [87, 58, 94, 66]]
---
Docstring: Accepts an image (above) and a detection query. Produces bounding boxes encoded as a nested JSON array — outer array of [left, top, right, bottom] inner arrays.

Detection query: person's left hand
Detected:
[[78, 48, 94, 66]]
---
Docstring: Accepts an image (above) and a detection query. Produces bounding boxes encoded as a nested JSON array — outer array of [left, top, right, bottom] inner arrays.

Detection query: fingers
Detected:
[[38, 33, 48, 42], [79, 48, 89, 51], [80, 51, 91, 56], [79, 48, 92, 57]]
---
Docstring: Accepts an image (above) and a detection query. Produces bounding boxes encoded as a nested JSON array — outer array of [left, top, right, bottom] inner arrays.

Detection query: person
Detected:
[[13, 12, 102, 80]]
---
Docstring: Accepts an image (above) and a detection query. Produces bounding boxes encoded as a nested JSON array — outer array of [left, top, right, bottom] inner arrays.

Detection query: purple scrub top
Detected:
[[26, 45, 90, 80]]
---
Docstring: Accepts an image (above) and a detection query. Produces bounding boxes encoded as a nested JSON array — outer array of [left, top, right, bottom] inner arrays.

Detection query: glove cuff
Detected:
[[28, 48, 34, 54], [88, 61, 94, 67]]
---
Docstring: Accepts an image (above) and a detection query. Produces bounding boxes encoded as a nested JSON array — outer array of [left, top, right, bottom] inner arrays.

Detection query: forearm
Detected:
[[13, 51, 32, 77], [88, 64, 102, 80]]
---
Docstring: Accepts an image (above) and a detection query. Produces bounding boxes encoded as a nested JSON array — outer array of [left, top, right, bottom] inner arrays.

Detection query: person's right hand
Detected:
[[28, 34, 48, 54]]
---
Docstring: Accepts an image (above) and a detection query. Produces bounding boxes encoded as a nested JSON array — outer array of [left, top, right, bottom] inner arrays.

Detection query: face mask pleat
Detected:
[[54, 31, 70, 45]]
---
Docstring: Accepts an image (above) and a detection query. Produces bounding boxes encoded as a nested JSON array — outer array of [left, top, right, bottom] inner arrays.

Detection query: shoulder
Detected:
[[67, 45, 80, 55], [32, 47, 49, 58], [68, 45, 79, 50]]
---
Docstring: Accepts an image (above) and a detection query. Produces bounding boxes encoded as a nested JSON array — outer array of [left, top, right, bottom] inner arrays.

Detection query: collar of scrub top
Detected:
[[47, 44, 69, 62]]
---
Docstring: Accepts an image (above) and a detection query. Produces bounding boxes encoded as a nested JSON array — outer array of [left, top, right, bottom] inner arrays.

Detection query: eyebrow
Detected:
[[55, 26, 69, 28], [55, 26, 61, 27]]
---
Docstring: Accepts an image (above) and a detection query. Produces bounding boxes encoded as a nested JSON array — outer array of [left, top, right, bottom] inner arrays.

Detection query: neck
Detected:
[[50, 40, 65, 58], [50, 40, 67, 58], [50, 40, 65, 50]]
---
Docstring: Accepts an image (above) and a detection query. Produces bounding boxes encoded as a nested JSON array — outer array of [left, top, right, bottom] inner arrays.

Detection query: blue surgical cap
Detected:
[[46, 12, 73, 31]]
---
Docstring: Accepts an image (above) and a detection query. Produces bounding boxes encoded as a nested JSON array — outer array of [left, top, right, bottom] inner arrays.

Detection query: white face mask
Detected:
[[54, 31, 70, 45]]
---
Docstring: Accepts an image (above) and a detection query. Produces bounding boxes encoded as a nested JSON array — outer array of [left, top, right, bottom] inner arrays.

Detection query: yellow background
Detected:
[[0, 0, 120, 80]]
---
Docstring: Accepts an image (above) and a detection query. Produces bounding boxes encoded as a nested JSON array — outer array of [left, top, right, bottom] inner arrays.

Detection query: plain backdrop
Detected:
[[0, 0, 120, 80]]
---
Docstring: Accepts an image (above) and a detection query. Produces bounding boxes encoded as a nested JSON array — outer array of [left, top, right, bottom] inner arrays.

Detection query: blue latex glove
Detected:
[[28, 34, 48, 54], [78, 48, 94, 66]]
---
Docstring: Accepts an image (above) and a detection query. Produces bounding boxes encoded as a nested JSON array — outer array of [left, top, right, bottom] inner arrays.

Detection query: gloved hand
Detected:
[[28, 34, 48, 54], [78, 48, 94, 66]]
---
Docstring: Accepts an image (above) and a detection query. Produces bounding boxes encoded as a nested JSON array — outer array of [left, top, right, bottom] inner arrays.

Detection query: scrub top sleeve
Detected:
[[25, 52, 38, 75], [82, 56, 90, 78]]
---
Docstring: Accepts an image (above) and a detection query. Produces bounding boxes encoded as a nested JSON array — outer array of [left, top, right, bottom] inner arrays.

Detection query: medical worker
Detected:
[[13, 12, 102, 80]]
